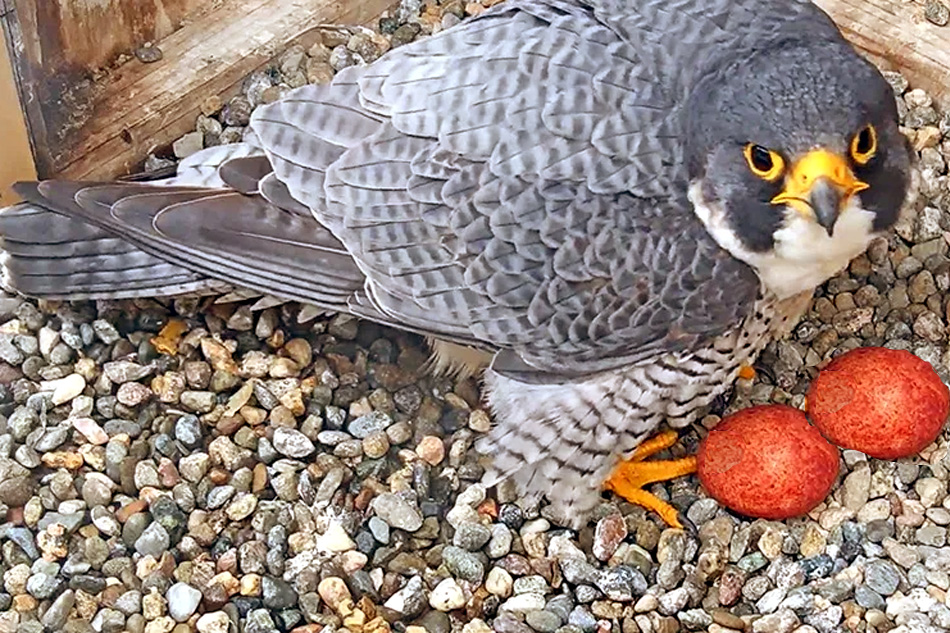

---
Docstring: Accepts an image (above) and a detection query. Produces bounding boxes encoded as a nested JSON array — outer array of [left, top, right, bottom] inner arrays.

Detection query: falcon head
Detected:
[[686, 39, 913, 299]]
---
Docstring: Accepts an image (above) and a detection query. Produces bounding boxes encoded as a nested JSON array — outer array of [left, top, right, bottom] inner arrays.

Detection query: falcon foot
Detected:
[[603, 430, 697, 529], [737, 363, 756, 381]]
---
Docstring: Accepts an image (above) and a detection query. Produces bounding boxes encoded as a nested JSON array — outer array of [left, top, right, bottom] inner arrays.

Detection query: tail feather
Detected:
[[0, 204, 222, 300], [0, 144, 367, 308]]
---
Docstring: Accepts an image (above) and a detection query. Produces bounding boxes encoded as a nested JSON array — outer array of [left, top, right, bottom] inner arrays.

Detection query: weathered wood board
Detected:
[[815, 0, 950, 106], [2, 0, 397, 179], [3, 0, 214, 177], [10, 0, 208, 73]]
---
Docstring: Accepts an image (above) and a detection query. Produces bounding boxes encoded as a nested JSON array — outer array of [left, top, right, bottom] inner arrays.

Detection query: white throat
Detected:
[[688, 181, 878, 299]]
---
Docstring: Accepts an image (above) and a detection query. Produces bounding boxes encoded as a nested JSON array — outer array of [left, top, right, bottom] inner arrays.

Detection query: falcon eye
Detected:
[[743, 144, 785, 182], [850, 125, 877, 165]]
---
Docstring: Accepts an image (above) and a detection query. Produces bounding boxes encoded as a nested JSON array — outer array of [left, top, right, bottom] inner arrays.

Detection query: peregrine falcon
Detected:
[[0, 0, 912, 527]]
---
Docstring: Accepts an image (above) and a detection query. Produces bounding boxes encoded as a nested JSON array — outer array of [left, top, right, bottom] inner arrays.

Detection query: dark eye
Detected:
[[743, 144, 785, 181], [850, 125, 877, 165]]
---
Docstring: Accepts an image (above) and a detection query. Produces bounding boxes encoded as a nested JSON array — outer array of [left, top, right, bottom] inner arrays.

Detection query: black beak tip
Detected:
[[810, 178, 842, 237]]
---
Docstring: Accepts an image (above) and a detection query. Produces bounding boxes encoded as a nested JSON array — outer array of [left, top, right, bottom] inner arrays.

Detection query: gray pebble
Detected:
[[559, 559, 600, 586], [738, 552, 769, 573], [41, 588, 75, 629], [37, 511, 84, 533], [842, 465, 871, 510], [262, 576, 298, 609], [114, 590, 142, 615], [657, 586, 690, 615], [347, 410, 392, 438], [687, 498, 719, 524], [488, 523, 513, 558], [453, 521, 492, 551], [865, 560, 900, 595], [91, 608, 125, 633], [134, 522, 170, 557], [372, 493, 423, 531], [368, 516, 391, 544], [568, 606, 598, 630], [525, 609, 562, 632], [803, 605, 843, 633], [26, 572, 63, 599], [245, 609, 277, 633], [916, 525, 947, 547], [925, 0, 950, 26], [441, 545, 485, 584], [514, 575, 550, 595], [174, 415, 202, 447], [595, 565, 646, 601], [272, 427, 315, 458], [855, 584, 886, 610], [743, 575, 771, 601]]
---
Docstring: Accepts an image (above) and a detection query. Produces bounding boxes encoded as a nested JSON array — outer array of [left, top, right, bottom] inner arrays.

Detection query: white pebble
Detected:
[[317, 522, 356, 553], [455, 483, 486, 508], [429, 578, 466, 611], [195, 611, 230, 633], [499, 592, 545, 614], [485, 567, 512, 598], [857, 499, 892, 523], [462, 620, 493, 633], [72, 418, 109, 445], [40, 374, 86, 406], [167, 583, 202, 622]]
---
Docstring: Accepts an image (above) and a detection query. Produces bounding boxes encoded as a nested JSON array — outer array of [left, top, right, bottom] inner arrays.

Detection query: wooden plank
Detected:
[[815, 0, 950, 105], [3, 0, 213, 175], [4, 0, 396, 179], [10, 0, 208, 72], [0, 24, 35, 204]]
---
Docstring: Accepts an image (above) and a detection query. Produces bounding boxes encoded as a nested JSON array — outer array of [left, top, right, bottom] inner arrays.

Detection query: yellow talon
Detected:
[[603, 430, 697, 529], [738, 364, 756, 381]]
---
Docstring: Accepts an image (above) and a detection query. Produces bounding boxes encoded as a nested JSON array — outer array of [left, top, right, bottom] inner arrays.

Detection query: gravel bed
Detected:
[[3, 2, 950, 633]]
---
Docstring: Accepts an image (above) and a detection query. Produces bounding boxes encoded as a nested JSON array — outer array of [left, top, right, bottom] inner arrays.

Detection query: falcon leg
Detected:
[[603, 430, 697, 529], [737, 363, 756, 381]]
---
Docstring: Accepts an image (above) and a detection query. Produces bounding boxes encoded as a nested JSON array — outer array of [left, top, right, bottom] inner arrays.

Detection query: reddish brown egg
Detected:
[[697, 405, 839, 520], [807, 347, 950, 459]]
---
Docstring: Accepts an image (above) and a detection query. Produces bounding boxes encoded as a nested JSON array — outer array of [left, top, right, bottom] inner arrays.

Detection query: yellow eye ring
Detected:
[[743, 144, 785, 182], [850, 124, 877, 165]]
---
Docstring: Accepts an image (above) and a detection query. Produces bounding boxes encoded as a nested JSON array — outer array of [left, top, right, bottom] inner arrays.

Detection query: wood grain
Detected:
[[815, 0, 950, 105], [4, 0, 396, 178], [10, 0, 208, 72]]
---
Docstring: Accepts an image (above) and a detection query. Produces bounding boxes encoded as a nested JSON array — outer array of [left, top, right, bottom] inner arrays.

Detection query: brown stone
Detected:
[[40, 451, 83, 470], [116, 499, 148, 523]]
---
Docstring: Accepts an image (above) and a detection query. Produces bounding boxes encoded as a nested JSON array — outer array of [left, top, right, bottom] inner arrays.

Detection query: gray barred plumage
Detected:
[[479, 290, 813, 525], [0, 0, 911, 524]]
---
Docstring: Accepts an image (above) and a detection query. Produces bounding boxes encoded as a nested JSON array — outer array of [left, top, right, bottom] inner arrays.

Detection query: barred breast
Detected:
[[478, 289, 813, 525]]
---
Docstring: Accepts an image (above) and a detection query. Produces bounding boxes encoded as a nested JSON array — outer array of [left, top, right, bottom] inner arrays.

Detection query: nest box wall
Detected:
[[0, 0, 398, 180]]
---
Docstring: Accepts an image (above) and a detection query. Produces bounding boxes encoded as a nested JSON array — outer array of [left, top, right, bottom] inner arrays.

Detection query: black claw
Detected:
[[754, 361, 777, 384], [709, 388, 736, 416]]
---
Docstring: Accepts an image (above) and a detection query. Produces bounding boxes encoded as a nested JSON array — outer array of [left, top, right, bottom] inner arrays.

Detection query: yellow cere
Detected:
[[771, 149, 868, 215]]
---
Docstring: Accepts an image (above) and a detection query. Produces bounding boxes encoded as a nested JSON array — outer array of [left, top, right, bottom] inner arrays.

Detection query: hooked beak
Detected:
[[770, 150, 868, 236]]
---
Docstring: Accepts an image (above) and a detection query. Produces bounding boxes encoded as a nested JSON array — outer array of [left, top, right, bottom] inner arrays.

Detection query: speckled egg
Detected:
[[697, 404, 840, 520], [807, 347, 949, 459]]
